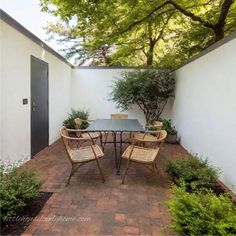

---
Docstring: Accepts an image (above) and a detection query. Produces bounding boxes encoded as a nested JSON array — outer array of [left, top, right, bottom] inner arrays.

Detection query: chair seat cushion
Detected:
[[133, 133, 158, 142], [81, 132, 101, 139], [122, 145, 159, 163], [70, 145, 104, 162]]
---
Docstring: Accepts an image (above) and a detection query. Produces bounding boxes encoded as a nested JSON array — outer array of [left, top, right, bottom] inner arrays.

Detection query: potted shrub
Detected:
[[63, 109, 89, 130], [162, 119, 177, 143], [109, 70, 175, 125]]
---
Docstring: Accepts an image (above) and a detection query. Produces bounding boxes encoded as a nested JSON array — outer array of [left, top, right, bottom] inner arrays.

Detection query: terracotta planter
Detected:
[[166, 133, 177, 143]]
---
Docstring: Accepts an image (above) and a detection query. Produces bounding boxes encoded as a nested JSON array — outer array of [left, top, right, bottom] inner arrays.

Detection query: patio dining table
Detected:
[[86, 118, 145, 174]]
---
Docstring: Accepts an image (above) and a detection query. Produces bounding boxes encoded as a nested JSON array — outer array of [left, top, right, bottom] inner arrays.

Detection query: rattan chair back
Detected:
[[111, 113, 128, 119]]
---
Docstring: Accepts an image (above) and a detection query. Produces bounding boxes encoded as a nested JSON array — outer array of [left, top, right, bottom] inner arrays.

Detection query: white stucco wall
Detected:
[[172, 37, 236, 192], [71, 69, 146, 125], [71, 68, 171, 126], [0, 20, 71, 162]]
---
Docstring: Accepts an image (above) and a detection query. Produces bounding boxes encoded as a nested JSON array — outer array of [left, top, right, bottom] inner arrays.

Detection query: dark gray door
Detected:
[[31, 56, 49, 157]]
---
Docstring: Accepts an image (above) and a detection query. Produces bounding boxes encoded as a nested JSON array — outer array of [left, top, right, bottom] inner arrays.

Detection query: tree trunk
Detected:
[[146, 40, 155, 66], [213, 0, 234, 42], [214, 27, 225, 41], [146, 49, 154, 66]]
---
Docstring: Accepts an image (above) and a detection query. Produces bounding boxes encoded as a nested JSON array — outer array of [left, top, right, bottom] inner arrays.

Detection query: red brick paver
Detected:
[[22, 135, 188, 235]]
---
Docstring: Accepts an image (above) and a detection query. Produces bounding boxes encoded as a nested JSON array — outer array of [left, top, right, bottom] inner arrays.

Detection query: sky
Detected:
[[0, 0, 61, 52]]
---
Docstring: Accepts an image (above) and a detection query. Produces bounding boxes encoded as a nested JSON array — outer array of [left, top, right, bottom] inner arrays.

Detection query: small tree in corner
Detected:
[[110, 69, 175, 124]]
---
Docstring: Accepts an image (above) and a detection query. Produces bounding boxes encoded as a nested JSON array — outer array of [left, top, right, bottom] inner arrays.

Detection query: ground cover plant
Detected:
[[166, 154, 220, 190], [0, 162, 42, 220], [168, 185, 236, 236]]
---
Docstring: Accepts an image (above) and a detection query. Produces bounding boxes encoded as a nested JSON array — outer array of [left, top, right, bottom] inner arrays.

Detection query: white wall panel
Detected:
[[71, 68, 171, 126], [0, 20, 71, 162], [172, 38, 236, 192]]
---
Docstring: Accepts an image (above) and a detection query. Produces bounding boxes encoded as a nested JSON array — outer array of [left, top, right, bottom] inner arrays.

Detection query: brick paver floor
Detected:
[[22, 135, 188, 236]]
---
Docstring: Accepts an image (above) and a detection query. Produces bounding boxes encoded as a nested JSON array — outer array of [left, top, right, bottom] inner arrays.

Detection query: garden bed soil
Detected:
[[171, 177, 235, 202], [211, 183, 225, 195], [1, 192, 52, 236], [215, 179, 236, 204], [197, 181, 235, 203]]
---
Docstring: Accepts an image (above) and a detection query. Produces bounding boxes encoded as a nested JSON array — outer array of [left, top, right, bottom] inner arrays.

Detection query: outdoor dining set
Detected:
[[60, 114, 167, 185]]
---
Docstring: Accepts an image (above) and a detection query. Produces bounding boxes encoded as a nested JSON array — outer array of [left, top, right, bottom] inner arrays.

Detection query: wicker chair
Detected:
[[110, 113, 128, 119], [74, 117, 103, 147], [102, 113, 129, 148], [121, 130, 167, 184], [109, 113, 130, 149], [60, 127, 105, 185], [133, 121, 163, 142], [146, 121, 163, 130]]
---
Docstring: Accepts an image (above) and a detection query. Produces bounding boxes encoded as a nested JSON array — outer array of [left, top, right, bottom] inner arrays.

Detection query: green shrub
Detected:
[[109, 70, 175, 125], [70, 109, 89, 120], [63, 117, 76, 129], [146, 126, 158, 131], [80, 120, 89, 129], [0, 162, 42, 220], [162, 119, 177, 135], [63, 109, 89, 129], [168, 186, 236, 236], [166, 154, 220, 189]]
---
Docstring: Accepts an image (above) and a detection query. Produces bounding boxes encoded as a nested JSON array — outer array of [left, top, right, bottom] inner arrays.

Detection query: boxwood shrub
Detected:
[[0, 162, 42, 220], [166, 154, 220, 190], [168, 186, 236, 236]]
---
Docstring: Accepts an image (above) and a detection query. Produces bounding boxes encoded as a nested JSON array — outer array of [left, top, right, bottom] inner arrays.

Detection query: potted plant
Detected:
[[109, 70, 175, 125], [63, 109, 89, 130], [162, 119, 177, 143]]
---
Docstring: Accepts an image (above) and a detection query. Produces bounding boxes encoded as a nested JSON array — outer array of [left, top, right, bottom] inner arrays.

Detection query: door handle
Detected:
[[32, 101, 37, 112]]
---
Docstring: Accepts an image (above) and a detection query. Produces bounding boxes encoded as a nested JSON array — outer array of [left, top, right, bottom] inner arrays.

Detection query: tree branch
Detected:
[[157, 98, 168, 119], [118, 0, 216, 35], [168, 0, 215, 29], [153, 13, 173, 43], [119, 1, 170, 34], [215, 0, 235, 29]]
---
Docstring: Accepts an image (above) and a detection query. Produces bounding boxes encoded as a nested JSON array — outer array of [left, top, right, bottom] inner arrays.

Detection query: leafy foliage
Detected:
[[0, 162, 42, 219], [63, 117, 76, 129], [79, 120, 89, 130], [63, 109, 89, 129], [70, 109, 89, 121], [166, 155, 220, 189], [40, 0, 236, 67], [168, 185, 236, 236], [162, 119, 177, 135], [110, 70, 175, 124]]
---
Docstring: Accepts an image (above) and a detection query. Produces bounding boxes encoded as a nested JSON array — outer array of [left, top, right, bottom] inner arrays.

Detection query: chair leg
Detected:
[[95, 159, 105, 183], [152, 162, 159, 175], [66, 164, 76, 186], [120, 132, 121, 148], [66, 163, 83, 186], [102, 132, 109, 151], [129, 132, 132, 143], [99, 133, 104, 150], [122, 160, 131, 184]]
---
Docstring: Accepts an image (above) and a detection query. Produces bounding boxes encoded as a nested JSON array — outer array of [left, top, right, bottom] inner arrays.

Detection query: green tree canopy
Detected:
[[40, 0, 236, 67]]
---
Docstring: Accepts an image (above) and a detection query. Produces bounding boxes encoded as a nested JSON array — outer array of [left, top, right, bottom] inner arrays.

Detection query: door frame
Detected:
[[30, 55, 49, 158]]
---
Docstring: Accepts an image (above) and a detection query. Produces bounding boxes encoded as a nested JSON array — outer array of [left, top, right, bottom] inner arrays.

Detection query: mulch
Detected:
[[1, 192, 52, 236]]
